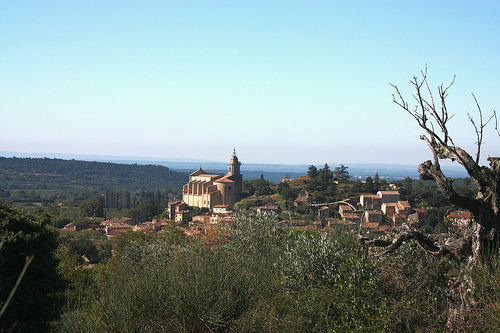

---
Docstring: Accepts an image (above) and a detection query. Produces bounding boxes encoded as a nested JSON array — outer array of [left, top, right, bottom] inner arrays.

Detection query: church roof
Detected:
[[216, 174, 235, 183], [190, 167, 207, 176]]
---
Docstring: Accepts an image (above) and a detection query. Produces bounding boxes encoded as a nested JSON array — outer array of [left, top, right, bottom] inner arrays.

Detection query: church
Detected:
[[182, 151, 242, 209]]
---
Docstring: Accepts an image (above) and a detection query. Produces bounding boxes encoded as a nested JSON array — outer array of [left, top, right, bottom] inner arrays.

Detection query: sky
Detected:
[[1, 1, 499, 166]]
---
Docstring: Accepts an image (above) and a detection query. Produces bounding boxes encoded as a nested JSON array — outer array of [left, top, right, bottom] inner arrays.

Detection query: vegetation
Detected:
[[359, 68, 500, 330], [0, 201, 63, 332], [49, 212, 458, 332], [0, 157, 187, 215]]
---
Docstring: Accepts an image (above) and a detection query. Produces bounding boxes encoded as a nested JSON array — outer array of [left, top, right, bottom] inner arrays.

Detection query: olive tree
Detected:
[[360, 68, 499, 330]]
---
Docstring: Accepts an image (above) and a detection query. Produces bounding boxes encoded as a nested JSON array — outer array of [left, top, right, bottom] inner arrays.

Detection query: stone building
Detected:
[[182, 151, 242, 209]]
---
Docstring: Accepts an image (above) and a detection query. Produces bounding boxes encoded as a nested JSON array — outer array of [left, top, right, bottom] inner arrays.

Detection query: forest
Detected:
[[0, 156, 188, 194]]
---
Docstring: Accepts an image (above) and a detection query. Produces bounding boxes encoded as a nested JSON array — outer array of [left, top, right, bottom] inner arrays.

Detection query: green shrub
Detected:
[[375, 242, 449, 332], [471, 247, 500, 331]]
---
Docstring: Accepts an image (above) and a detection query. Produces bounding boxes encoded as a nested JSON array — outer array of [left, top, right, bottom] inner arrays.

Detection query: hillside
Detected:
[[0, 157, 189, 192]]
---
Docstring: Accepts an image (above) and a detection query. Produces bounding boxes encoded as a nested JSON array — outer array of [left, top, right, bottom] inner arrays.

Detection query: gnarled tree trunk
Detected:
[[362, 69, 500, 331]]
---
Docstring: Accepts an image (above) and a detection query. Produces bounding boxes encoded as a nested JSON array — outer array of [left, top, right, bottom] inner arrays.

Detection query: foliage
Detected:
[[0, 200, 63, 332], [471, 248, 500, 331], [55, 244, 98, 312], [54, 212, 458, 332], [0, 156, 188, 193], [334, 164, 350, 181], [307, 165, 318, 179], [275, 231, 390, 332], [130, 197, 163, 222], [56, 239, 258, 332], [376, 242, 449, 332], [363, 176, 374, 193], [79, 197, 105, 218], [242, 175, 274, 198], [162, 220, 187, 246], [276, 181, 298, 201]]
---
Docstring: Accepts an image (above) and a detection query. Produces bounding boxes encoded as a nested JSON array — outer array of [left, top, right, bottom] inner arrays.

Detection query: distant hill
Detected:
[[162, 161, 467, 183], [0, 152, 469, 184], [0, 157, 189, 192]]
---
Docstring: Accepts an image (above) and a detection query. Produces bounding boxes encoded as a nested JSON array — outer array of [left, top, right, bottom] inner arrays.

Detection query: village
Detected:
[[63, 164, 473, 241]]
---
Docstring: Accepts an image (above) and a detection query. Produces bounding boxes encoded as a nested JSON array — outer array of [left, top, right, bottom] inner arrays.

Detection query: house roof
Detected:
[[295, 196, 308, 203], [377, 191, 400, 195], [361, 194, 381, 199], [365, 210, 383, 215], [449, 211, 473, 219], [257, 205, 279, 210], [398, 201, 411, 208]]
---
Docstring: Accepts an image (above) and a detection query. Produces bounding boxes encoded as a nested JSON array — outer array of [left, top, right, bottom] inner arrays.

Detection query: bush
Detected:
[[375, 242, 449, 332], [471, 247, 500, 331], [56, 239, 258, 332], [56, 212, 452, 332], [0, 201, 63, 332]]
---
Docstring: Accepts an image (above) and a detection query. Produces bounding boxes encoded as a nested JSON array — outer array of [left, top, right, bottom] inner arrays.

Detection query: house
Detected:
[[101, 217, 133, 225], [276, 220, 302, 229], [213, 205, 228, 214], [343, 212, 360, 223], [391, 213, 407, 227], [381, 201, 414, 226], [104, 222, 133, 237], [218, 216, 237, 230], [381, 202, 397, 217], [256, 205, 280, 214], [363, 210, 383, 223], [448, 211, 474, 227], [294, 194, 309, 207], [396, 201, 412, 215], [377, 191, 400, 204], [318, 206, 329, 222], [360, 194, 382, 210], [168, 201, 188, 220], [175, 210, 189, 223], [192, 215, 210, 224], [338, 204, 353, 218], [212, 210, 236, 223], [408, 210, 426, 227]]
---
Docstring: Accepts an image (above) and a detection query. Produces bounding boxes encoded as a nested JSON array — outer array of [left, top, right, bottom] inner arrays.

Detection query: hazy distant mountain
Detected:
[[0, 151, 468, 183]]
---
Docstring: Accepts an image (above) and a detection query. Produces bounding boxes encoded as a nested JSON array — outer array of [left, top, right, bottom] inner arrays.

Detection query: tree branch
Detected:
[[359, 224, 473, 261]]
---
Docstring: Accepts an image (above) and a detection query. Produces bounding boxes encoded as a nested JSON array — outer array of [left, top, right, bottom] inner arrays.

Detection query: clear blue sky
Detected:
[[1, 1, 499, 165]]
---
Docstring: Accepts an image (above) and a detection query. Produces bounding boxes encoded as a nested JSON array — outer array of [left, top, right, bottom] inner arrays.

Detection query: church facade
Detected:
[[182, 152, 242, 209]]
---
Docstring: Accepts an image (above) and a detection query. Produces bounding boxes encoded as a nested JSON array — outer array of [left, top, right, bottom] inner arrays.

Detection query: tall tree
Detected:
[[79, 197, 104, 218], [334, 164, 350, 181], [400, 177, 413, 199], [307, 165, 318, 179], [374, 172, 380, 192], [363, 176, 374, 193], [318, 163, 333, 188]]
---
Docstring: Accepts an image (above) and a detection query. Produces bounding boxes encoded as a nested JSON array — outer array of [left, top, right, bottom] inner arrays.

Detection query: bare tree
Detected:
[[359, 68, 499, 330]]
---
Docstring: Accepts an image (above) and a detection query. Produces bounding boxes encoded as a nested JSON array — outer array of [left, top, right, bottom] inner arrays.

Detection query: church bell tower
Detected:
[[228, 148, 241, 176]]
